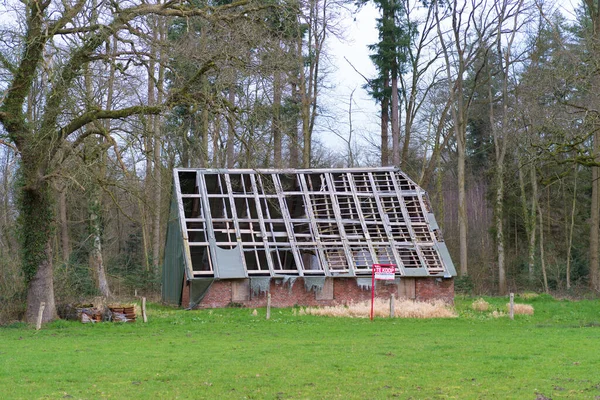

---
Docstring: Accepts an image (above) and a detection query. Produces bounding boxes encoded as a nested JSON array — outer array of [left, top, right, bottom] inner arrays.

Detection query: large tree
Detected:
[[0, 0, 270, 323], [366, 0, 411, 166]]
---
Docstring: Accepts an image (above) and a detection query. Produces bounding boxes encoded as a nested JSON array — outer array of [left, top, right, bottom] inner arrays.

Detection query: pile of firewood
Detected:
[[57, 304, 103, 323], [109, 305, 136, 322]]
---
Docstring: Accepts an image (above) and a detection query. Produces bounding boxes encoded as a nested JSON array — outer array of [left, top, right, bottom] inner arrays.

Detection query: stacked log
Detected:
[[78, 305, 102, 323], [109, 305, 136, 322]]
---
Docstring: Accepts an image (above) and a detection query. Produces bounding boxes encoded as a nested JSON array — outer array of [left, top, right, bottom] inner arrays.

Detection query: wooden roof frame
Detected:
[[170, 167, 456, 279]]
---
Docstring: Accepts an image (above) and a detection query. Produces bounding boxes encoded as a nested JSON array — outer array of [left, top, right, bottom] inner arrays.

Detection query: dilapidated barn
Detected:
[[162, 167, 456, 308]]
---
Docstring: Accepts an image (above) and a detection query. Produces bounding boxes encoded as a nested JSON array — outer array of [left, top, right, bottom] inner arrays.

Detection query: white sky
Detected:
[[319, 3, 381, 154], [319, 0, 584, 158]]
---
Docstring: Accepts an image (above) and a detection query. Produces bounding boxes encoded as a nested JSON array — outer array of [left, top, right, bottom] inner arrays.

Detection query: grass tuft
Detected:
[[299, 298, 457, 319], [519, 292, 539, 300], [507, 303, 534, 315], [471, 298, 490, 312]]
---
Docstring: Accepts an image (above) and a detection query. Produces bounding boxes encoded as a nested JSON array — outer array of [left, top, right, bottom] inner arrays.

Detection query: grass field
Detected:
[[1, 295, 600, 399]]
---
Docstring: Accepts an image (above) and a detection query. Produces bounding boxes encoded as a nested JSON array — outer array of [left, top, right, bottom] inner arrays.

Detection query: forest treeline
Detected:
[[1, 0, 599, 323]]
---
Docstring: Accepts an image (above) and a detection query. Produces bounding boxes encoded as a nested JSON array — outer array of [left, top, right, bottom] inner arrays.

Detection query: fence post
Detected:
[[266, 293, 271, 320], [389, 294, 395, 318], [36, 302, 46, 330], [142, 297, 148, 323], [509, 293, 514, 320]]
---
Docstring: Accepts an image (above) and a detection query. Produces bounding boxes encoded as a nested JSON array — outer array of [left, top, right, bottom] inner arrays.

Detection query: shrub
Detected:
[[471, 298, 490, 312], [454, 276, 474, 295], [0, 256, 25, 325]]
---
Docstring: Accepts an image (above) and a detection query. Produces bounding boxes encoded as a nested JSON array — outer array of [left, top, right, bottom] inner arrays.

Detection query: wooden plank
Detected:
[[196, 173, 217, 276], [324, 173, 356, 276], [347, 173, 379, 267], [398, 278, 416, 299], [232, 279, 251, 302], [389, 172, 429, 275], [315, 278, 334, 300], [272, 174, 304, 276], [250, 174, 276, 275], [367, 172, 405, 275]]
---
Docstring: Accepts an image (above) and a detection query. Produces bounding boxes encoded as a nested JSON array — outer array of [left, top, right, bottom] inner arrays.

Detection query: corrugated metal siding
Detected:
[[162, 193, 186, 304]]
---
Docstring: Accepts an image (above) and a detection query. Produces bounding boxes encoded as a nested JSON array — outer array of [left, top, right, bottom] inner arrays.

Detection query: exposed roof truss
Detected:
[[172, 167, 456, 279]]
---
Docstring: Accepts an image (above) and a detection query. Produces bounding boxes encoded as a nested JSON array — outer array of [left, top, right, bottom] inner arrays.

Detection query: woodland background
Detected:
[[1, 0, 600, 323]]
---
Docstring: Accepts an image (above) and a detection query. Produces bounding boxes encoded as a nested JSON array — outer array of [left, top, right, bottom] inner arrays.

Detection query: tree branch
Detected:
[[0, 138, 18, 152], [0, 51, 16, 74], [60, 105, 162, 139]]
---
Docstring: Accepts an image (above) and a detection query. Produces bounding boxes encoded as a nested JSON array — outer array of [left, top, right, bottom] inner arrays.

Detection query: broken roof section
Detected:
[[167, 167, 456, 282]]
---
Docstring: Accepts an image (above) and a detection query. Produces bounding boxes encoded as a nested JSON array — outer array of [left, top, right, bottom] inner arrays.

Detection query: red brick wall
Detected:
[[415, 277, 454, 304], [191, 277, 454, 308]]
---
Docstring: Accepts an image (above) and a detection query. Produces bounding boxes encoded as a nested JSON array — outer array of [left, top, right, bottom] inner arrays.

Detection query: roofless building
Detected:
[[162, 167, 456, 308]]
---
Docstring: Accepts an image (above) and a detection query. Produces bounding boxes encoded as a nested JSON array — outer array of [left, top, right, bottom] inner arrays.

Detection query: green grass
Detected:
[[1, 295, 600, 399]]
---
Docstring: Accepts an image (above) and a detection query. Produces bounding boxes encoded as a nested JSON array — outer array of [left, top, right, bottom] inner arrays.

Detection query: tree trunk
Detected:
[[227, 85, 236, 168], [530, 168, 538, 283], [381, 75, 390, 166], [584, 0, 600, 292], [21, 174, 57, 324], [152, 23, 165, 274], [401, 84, 417, 168], [566, 167, 578, 289], [457, 103, 468, 277], [289, 81, 299, 168], [25, 239, 56, 324], [419, 99, 452, 188], [391, 72, 400, 166], [298, 27, 311, 169], [213, 115, 221, 166], [273, 70, 282, 168], [300, 71, 311, 168], [85, 57, 111, 298], [89, 196, 111, 298], [199, 76, 209, 167], [141, 35, 155, 272], [518, 163, 537, 283], [538, 198, 549, 293], [58, 187, 70, 263], [496, 162, 506, 294], [435, 1, 468, 276], [590, 131, 599, 291]]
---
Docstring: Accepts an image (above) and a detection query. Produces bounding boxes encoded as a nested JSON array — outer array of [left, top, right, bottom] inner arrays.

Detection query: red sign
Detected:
[[373, 265, 396, 280], [370, 264, 396, 320]]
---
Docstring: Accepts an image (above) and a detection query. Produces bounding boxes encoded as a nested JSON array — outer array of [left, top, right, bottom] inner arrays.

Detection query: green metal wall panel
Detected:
[[162, 193, 185, 305]]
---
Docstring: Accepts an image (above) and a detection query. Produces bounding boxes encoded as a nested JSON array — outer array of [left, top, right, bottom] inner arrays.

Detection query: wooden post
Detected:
[[389, 294, 395, 318], [142, 297, 148, 323], [36, 302, 46, 330], [134, 289, 138, 297], [509, 293, 514, 320], [266, 293, 271, 320]]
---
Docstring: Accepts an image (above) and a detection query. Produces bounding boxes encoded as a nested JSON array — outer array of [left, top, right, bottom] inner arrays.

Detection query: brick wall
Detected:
[[188, 277, 454, 309], [415, 277, 454, 304]]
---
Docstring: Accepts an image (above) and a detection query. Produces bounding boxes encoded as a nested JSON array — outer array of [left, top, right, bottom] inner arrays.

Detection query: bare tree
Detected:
[[488, 0, 524, 294], [435, 0, 497, 277]]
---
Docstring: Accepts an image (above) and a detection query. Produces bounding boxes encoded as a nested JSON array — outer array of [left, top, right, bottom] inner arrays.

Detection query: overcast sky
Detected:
[[319, 3, 381, 154]]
